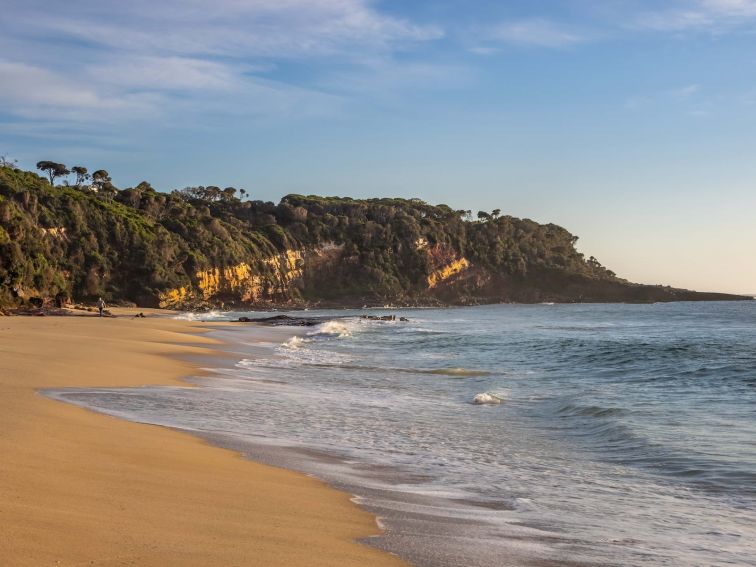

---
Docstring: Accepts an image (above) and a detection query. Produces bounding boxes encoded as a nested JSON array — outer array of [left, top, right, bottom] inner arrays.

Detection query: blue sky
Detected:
[[1, 0, 755, 294]]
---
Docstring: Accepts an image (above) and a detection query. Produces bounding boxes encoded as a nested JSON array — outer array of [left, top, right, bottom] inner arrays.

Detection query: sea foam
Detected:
[[472, 392, 504, 405], [311, 320, 353, 338]]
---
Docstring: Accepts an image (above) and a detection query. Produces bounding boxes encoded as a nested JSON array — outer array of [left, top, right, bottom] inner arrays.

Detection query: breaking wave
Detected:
[[281, 336, 310, 350], [472, 392, 505, 405], [310, 320, 353, 338], [172, 310, 225, 321]]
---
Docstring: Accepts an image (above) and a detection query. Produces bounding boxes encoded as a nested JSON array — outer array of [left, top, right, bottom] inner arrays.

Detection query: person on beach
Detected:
[[97, 297, 106, 317]]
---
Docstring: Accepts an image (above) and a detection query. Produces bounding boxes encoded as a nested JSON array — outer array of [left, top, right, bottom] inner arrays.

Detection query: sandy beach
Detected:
[[0, 310, 406, 567]]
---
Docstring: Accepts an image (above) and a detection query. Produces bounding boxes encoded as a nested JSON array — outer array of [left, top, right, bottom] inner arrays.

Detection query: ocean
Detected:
[[48, 302, 756, 566]]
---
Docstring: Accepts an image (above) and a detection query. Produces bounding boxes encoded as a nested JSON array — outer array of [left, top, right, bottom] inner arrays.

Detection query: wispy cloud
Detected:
[[0, 0, 444, 133], [0, 60, 161, 122], [624, 83, 713, 116], [483, 18, 587, 49], [317, 58, 474, 104], [700, 0, 756, 17], [10, 0, 443, 59], [469, 18, 588, 50], [86, 56, 252, 92], [668, 84, 702, 98], [635, 0, 756, 31], [465, 17, 589, 55]]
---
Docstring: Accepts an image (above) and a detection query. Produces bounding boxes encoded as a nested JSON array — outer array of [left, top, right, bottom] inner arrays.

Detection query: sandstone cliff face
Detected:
[[158, 242, 477, 308], [425, 243, 470, 289], [40, 227, 68, 240], [427, 257, 470, 289], [159, 250, 304, 308]]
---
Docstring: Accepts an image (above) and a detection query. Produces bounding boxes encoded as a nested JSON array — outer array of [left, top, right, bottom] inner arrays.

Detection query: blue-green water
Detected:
[[51, 302, 756, 566]]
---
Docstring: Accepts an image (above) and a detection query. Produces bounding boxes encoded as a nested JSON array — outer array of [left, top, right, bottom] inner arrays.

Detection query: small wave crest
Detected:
[[310, 320, 353, 338], [282, 336, 310, 350], [555, 403, 626, 418], [472, 392, 504, 405], [329, 365, 494, 377], [172, 310, 225, 321], [421, 367, 493, 377]]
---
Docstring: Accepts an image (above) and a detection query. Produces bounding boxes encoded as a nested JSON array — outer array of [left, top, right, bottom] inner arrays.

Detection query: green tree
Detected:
[[71, 166, 89, 188], [221, 187, 237, 201], [204, 186, 221, 201], [91, 169, 111, 191], [36, 161, 70, 186]]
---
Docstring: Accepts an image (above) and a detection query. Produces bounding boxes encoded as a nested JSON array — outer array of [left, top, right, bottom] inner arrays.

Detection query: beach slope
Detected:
[[0, 312, 405, 567]]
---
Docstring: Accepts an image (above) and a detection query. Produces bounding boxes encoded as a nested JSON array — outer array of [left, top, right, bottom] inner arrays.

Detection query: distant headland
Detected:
[[0, 161, 750, 311]]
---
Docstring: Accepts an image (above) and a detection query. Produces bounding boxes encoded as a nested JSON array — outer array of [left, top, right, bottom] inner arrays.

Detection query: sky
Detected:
[[1, 0, 755, 294]]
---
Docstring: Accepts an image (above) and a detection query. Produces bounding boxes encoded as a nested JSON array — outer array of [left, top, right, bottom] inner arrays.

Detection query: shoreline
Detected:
[[0, 308, 406, 567], [44, 312, 585, 567], [3, 293, 752, 320]]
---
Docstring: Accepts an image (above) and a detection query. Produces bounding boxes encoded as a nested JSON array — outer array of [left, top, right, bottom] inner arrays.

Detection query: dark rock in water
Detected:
[[237, 314, 338, 327], [361, 314, 402, 321], [400, 317, 409, 322]]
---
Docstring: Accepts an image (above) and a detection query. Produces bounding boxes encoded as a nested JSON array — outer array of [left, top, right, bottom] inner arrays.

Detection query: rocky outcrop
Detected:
[[428, 257, 470, 289], [159, 250, 305, 308], [40, 227, 68, 240]]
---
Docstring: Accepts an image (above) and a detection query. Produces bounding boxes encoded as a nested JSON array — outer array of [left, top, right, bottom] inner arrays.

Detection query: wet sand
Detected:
[[0, 309, 406, 567]]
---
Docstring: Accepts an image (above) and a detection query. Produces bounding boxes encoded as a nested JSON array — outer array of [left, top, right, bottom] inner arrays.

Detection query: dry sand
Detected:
[[0, 309, 407, 567]]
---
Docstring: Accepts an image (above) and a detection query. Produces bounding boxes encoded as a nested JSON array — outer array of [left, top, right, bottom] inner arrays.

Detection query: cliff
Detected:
[[0, 165, 749, 309]]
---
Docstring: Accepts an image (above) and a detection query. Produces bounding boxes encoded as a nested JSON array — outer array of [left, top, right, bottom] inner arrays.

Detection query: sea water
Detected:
[[49, 302, 756, 566]]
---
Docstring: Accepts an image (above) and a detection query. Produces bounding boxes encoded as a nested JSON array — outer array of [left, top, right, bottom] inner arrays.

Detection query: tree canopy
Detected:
[[1, 162, 743, 309]]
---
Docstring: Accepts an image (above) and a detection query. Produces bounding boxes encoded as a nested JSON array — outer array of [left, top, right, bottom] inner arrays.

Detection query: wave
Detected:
[[555, 403, 626, 418], [310, 320, 353, 338], [281, 336, 310, 350], [172, 309, 225, 321], [418, 367, 494, 377], [472, 392, 504, 405], [311, 363, 494, 377], [544, 398, 756, 496]]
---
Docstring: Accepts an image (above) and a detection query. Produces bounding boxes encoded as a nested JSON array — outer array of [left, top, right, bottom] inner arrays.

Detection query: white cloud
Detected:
[[0, 0, 443, 134], [486, 19, 586, 48], [699, 0, 756, 16], [318, 58, 473, 100], [0, 60, 160, 121], [467, 46, 501, 56], [635, 10, 713, 31], [87, 57, 247, 91], [635, 0, 756, 31], [668, 84, 701, 98], [10, 0, 443, 59], [624, 83, 711, 116]]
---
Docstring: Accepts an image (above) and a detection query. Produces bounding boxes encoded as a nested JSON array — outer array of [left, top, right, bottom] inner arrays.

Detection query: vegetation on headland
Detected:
[[0, 160, 750, 309]]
